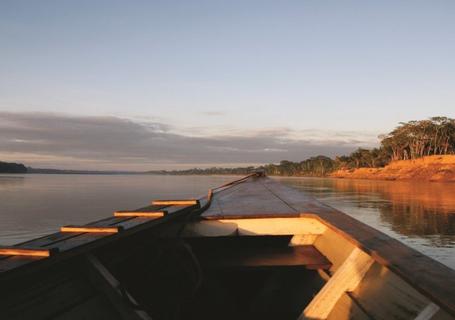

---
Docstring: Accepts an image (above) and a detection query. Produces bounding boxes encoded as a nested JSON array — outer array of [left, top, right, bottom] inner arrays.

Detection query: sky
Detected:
[[0, 1, 454, 170]]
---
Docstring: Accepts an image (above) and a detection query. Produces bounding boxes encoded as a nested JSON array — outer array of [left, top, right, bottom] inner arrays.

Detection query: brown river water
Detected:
[[0, 174, 454, 269]]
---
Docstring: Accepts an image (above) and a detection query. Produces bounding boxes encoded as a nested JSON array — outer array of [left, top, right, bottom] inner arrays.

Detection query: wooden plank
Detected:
[[0, 247, 58, 257], [0, 215, 135, 263], [85, 254, 152, 320], [152, 199, 199, 206], [200, 245, 331, 269], [220, 217, 326, 236], [317, 268, 375, 320], [350, 262, 432, 319], [0, 204, 195, 275], [415, 303, 440, 320], [184, 217, 326, 237], [313, 227, 357, 273], [299, 247, 374, 320], [259, 177, 455, 317], [326, 292, 372, 320], [261, 177, 338, 213], [8, 204, 167, 251], [187, 236, 331, 270], [0, 216, 137, 263], [114, 211, 166, 218], [289, 234, 319, 246], [202, 179, 297, 218], [61, 225, 123, 233]]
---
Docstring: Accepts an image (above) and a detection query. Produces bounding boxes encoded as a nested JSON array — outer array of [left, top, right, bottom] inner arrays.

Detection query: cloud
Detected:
[[200, 111, 225, 116], [0, 112, 379, 170]]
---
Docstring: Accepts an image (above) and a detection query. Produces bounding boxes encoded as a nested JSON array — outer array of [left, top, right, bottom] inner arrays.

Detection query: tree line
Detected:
[[380, 116, 455, 161], [155, 117, 455, 177], [0, 161, 28, 173]]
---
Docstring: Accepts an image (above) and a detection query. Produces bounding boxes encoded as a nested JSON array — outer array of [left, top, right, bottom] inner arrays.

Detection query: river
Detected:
[[1, 174, 454, 269]]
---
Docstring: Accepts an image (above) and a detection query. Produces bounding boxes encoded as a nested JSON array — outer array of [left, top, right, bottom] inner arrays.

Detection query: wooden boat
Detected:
[[0, 172, 454, 320]]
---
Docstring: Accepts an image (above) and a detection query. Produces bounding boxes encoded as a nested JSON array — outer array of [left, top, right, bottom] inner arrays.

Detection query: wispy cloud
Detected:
[[200, 111, 226, 116], [0, 112, 379, 170]]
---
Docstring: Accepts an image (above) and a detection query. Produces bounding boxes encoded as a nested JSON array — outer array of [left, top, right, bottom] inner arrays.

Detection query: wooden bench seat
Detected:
[[201, 245, 331, 270], [186, 236, 332, 270]]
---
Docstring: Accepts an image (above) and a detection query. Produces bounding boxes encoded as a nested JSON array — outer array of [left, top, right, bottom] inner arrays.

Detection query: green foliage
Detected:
[[262, 156, 336, 176], [154, 166, 256, 175], [154, 117, 455, 177], [380, 116, 455, 160]]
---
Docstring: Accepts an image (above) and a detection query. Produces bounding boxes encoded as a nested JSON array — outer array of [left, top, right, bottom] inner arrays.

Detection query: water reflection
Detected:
[[277, 177, 455, 268], [0, 176, 25, 189]]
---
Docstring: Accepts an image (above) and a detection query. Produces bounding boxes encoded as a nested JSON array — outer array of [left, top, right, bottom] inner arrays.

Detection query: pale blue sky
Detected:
[[0, 1, 454, 169]]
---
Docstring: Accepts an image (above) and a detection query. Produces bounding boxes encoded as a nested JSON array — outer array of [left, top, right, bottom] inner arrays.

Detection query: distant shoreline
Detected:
[[2, 155, 455, 183]]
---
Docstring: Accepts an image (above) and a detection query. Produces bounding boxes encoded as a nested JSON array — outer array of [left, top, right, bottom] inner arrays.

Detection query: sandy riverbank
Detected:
[[330, 155, 455, 182]]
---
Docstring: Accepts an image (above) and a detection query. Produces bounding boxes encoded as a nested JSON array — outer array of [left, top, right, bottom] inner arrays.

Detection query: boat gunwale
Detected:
[[0, 204, 198, 282]]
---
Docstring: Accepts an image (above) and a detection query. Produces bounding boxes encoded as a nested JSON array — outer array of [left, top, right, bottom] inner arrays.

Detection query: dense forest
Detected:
[[0, 161, 27, 173], [156, 117, 455, 177]]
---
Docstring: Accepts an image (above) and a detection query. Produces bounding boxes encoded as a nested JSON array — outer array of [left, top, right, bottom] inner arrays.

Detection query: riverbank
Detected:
[[331, 155, 455, 182]]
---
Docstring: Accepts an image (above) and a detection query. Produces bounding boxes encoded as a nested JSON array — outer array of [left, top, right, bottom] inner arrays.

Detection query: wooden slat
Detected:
[[184, 217, 327, 237], [114, 211, 166, 218], [188, 236, 331, 270], [10, 204, 167, 251], [60, 226, 123, 233], [200, 245, 331, 270], [327, 292, 372, 320], [0, 205, 194, 275], [415, 303, 440, 320], [289, 234, 319, 246], [313, 227, 357, 273], [151, 199, 199, 206], [317, 268, 376, 320], [4, 216, 135, 254], [0, 247, 58, 257], [202, 179, 297, 218], [299, 247, 374, 320], [350, 262, 433, 319]]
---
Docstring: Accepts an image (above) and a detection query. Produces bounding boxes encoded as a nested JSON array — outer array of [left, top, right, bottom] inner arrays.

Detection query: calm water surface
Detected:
[[277, 177, 455, 269], [1, 174, 454, 269]]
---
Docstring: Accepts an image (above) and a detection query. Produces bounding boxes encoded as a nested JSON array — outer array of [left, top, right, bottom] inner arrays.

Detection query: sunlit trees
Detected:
[[380, 117, 455, 161], [153, 117, 455, 176], [300, 156, 336, 176]]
